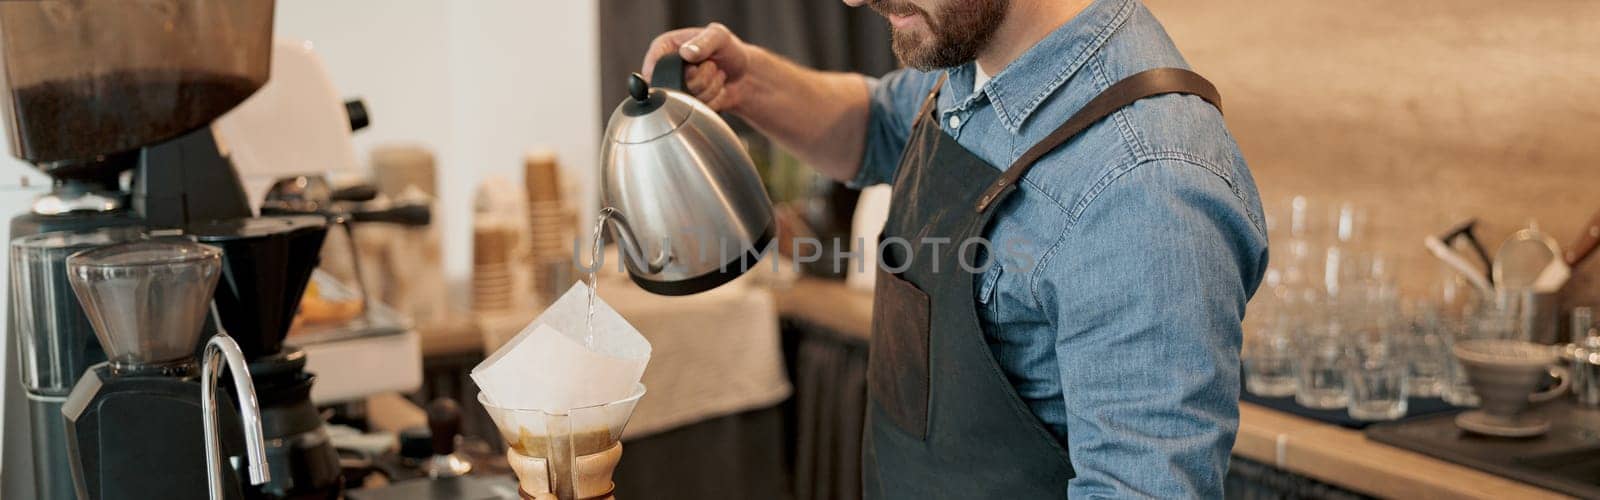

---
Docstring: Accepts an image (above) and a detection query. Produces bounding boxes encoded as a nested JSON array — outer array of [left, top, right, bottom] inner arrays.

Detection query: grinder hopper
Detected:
[[0, 0, 274, 173]]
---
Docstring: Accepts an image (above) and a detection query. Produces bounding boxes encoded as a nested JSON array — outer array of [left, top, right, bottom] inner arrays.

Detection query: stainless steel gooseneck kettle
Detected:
[[599, 54, 775, 296]]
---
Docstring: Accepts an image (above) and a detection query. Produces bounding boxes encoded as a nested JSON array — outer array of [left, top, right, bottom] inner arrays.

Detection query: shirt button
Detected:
[[948, 114, 962, 129]]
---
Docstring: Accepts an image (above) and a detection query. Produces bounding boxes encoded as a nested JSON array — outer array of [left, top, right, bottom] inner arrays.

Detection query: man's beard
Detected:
[[872, 0, 1010, 70]]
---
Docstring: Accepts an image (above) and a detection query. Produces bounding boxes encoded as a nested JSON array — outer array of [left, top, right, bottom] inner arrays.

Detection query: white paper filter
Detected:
[[471, 281, 650, 411]]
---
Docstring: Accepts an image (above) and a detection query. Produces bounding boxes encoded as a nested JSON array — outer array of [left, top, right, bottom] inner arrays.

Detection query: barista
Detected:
[[640, 0, 1267, 497]]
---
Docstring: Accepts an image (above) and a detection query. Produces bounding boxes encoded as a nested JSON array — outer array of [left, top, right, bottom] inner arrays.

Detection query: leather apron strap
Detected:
[[911, 73, 949, 129], [974, 68, 1221, 213]]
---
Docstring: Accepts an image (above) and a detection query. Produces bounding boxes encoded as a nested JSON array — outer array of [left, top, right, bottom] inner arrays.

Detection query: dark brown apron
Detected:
[[863, 68, 1221, 498]]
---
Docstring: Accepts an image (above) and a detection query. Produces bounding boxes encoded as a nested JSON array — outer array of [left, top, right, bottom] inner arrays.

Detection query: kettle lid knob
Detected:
[[628, 73, 651, 102]]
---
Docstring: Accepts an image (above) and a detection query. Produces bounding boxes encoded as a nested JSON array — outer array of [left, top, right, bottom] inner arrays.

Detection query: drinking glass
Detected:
[[1572, 307, 1594, 345], [1244, 323, 1297, 397], [1321, 202, 1367, 298], [1569, 307, 1600, 407], [1403, 306, 1449, 398], [1276, 195, 1321, 291], [1348, 335, 1409, 420], [1341, 279, 1398, 346], [1296, 324, 1351, 409]]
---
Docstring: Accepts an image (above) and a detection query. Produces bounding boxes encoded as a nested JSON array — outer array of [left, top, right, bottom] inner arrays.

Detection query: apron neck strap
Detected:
[[911, 73, 950, 130], [974, 68, 1222, 213]]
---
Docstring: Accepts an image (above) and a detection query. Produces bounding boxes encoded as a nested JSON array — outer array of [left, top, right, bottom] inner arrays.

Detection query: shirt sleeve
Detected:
[[1033, 159, 1266, 499], [848, 68, 943, 189]]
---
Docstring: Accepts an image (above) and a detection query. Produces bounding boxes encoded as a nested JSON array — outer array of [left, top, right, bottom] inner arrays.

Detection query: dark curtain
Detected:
[[598, 0, 898, 123], [782, 317, 870, 500]]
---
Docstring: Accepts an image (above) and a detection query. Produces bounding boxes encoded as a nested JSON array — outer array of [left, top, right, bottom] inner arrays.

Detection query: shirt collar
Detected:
[[942, 0, 1136, 133]]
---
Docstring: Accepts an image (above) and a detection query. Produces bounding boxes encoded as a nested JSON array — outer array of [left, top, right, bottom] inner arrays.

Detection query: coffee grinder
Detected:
[[0, 0, 341, 498], [7, 229, 147, 499], [59, 238, 267, 499]]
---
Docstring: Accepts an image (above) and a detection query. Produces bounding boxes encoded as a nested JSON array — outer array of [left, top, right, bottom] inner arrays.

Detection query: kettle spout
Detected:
[[596, 207, 670, 275]]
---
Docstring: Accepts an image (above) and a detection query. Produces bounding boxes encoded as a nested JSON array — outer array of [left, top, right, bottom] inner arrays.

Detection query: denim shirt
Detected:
[[850, 0, 1269, 497]]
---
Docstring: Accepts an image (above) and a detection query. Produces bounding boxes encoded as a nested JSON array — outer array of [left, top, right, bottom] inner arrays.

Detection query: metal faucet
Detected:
[[202, 303, 270, 499]]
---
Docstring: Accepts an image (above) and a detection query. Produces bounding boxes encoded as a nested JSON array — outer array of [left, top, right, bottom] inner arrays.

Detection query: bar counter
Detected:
[[773, 278, 1572, 499], [405, 277, 1570, 498]]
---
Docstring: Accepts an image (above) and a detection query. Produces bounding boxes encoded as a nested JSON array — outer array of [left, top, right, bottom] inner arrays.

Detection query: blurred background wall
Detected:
[[270, 0, 601, 282], [1144, 0, 1600, 307]]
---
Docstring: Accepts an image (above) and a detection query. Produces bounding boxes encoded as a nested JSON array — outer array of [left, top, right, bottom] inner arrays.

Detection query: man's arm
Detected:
[[641, 23, 874, 183], [1033, 159, 1265, 498], [720, 48, 874, 183]]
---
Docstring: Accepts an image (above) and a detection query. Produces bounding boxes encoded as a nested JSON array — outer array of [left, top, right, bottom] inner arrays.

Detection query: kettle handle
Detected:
[[650, 53, 688, 93]]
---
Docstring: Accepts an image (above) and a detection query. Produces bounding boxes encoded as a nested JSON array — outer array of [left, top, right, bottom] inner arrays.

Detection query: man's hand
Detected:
[[641, 22, 750, 112]]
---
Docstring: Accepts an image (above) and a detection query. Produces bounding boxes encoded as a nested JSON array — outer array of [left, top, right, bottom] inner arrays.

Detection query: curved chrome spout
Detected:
[[596, 207, 670, 275], [202, 304, 270, 499]]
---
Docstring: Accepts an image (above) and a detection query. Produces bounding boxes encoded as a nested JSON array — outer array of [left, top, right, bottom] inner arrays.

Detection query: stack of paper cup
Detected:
[[472, 220, 522, 313], [524, 150, 579, 306], [474, 177, 537, 351], [371, 143, 438, 197]]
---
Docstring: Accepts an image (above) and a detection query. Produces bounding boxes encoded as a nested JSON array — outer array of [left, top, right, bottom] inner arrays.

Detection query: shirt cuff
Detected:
[[846, 76, 886, 190]]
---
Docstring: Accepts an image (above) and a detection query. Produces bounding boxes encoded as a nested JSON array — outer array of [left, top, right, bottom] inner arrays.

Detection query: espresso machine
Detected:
[[0, 0, 342, 498]]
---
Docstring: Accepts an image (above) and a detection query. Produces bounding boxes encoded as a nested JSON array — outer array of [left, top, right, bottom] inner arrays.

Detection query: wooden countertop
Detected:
[[774, 277, 1571, 499], [1236, 405, 1569, 499], [416, 311, 490, 357]]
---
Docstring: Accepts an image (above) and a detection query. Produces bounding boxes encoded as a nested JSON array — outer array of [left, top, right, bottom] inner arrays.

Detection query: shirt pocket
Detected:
[[975, 260, 1004, 325]]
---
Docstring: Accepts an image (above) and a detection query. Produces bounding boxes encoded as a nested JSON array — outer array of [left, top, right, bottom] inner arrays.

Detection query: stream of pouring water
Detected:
[[585, 208, 618, 349]]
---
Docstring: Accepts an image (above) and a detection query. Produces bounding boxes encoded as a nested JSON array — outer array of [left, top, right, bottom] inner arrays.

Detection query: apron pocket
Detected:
[[868, 267, 931, 440]]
